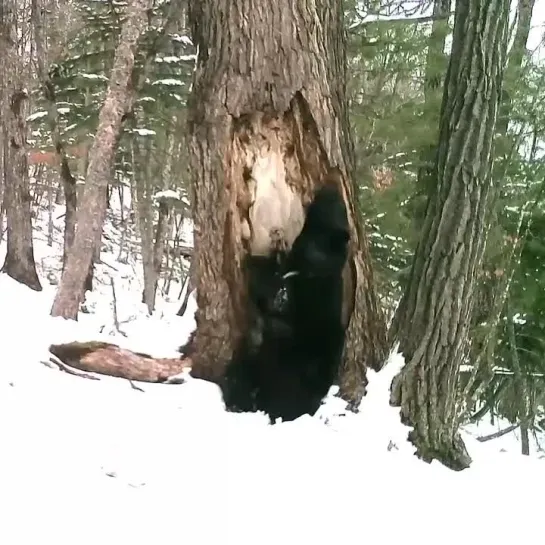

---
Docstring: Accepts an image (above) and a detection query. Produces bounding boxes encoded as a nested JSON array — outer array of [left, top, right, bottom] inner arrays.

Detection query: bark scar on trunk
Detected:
[[218, 97, 341, 355], [232, 95, 344, 261], [188, 88, 374, 383]]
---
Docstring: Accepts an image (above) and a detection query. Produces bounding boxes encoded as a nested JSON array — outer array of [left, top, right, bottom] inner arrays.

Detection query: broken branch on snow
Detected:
[[49, 341, 191, 383]]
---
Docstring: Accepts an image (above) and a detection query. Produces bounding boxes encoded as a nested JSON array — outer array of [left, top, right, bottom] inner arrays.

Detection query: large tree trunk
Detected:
[[463, 0, 537, 415], [0, 2, 42, 291], [50, 0, 150, 319], [185, 0, 387, 404], [389, 0, 510, 470]]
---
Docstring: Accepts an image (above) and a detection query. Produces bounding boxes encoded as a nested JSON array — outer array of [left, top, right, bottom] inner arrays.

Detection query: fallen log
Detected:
[[49, 341, 191, 383]]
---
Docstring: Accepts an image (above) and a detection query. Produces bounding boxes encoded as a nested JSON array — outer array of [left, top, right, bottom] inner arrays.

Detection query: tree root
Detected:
[[48, 341, 191, 383], [408, 429, 472, 471]]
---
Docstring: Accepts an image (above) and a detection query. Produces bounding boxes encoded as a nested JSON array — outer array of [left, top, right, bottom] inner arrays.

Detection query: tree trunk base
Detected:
[[408, 428, 472, 471], [49, 341, 191, 382], [1, 259, 42, 292]]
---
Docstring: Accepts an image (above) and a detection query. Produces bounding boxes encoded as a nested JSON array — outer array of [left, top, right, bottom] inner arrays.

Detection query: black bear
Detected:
[[221, 183, 350, 422]]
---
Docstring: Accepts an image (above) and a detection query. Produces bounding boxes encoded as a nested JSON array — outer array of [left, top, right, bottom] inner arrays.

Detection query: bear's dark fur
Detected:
[[221, 184, 350, 422]]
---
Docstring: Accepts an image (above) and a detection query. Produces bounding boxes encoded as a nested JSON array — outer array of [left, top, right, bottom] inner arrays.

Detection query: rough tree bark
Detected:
[[462, 0, 537, 414], [0, 2, 42, 291], [50, 0, 150, 319], [389, 0, 510, 470], [184, 0, 387, 404]]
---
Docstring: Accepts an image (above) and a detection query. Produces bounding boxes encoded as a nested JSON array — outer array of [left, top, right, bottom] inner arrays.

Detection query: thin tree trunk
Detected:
[[51, 0, 150, 319], [496, 0, 535, 142], [131, 1, 187, 313], [60, 158, 78, 267], [415, 0, 451, 201], [520, 423, 530, 455], [1, 2, 42, 291], [185, 0, 387, 401], [47, 168, 54, 246], [506, 302, 531, 456], [152, 200, 171, 293], [135, 138, 156, 314], [31, 0, 78, 270], [390, 0, 510, 471], [177, 254, 195, 317], [116, 183, 128, 262], [0, 127, 4, 244]]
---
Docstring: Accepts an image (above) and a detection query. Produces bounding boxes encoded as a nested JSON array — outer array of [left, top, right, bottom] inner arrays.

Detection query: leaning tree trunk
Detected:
[[50, 0, 149, 319], [0, 2, 42, 291], [389, 0, 510, 470], [185, 0, 387, 404]]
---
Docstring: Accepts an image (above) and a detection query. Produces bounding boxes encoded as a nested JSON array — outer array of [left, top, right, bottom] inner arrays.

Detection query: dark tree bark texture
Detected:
[[51, 0, 150, 319], [1, 4, 42, 291], [390, 0, 510, 470], [185, 0, 387, 404]]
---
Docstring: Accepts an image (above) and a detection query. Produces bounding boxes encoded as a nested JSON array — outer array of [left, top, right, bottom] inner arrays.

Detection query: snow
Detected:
[[27, 110, 48, 122], [78, 73, 109, 81], [132, 127, 156, 136], [1, 196, 545, 545], [152, 78, 185, 86], [154, 188, 182, 201], [170, 34, 193, 47], [155, 55, 185, 64]]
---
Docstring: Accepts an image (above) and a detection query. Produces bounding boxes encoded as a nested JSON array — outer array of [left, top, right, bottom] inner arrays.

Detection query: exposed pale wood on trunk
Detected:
[[185, 0, 387, 403]]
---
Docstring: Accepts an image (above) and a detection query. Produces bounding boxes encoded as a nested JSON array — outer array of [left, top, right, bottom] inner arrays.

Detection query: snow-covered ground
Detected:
[[1, 197, 544, 545]]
